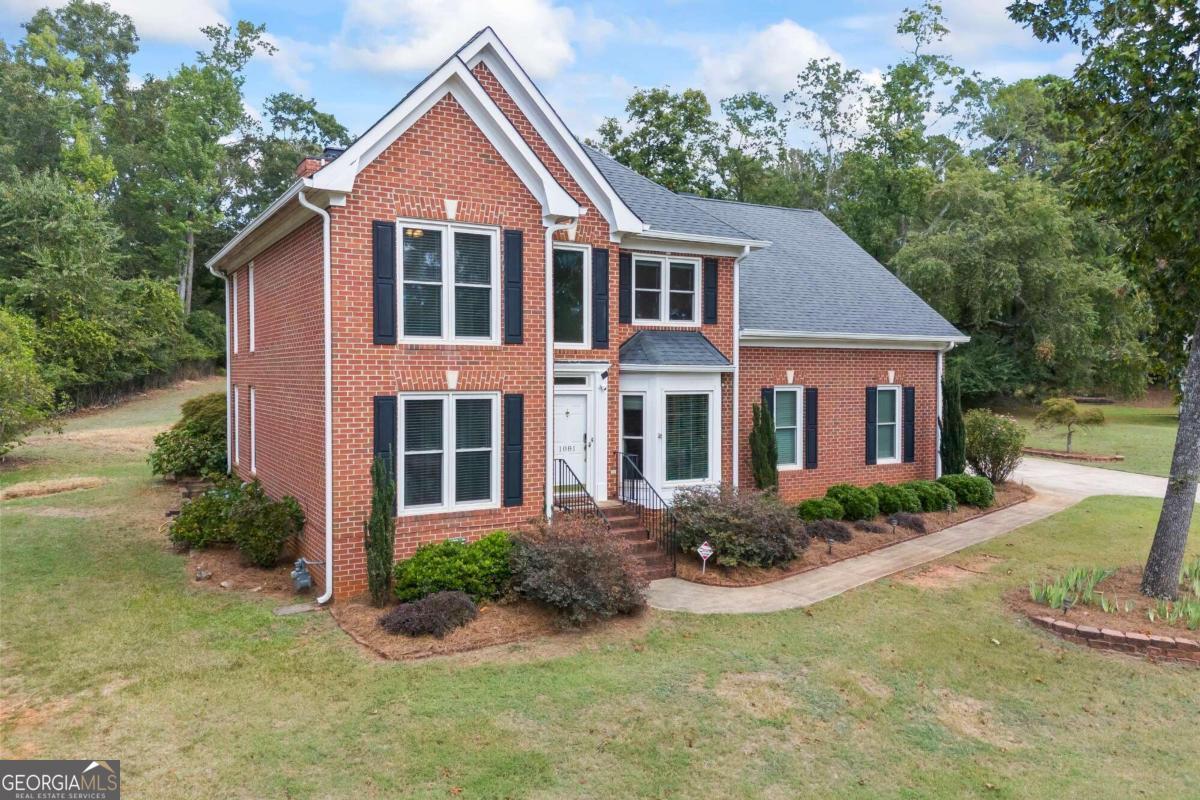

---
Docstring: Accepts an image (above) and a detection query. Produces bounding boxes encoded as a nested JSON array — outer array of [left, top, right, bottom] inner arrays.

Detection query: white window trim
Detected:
[[247, 261, 255, 352], [552, 242, 592, 350], [662, 389, 715, 486], [774, 386, 804, 470], [232, 384, 240, 465], [398, 392, 501, 515], [249, 386, 257, 474], [631, 254, 701, 326], [875, 385, 902, 465], [231, 272, 239, 355], [396, 219, 501, 345]]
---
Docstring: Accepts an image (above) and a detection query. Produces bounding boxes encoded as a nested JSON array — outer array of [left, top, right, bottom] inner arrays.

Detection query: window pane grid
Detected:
[[774, 389, 799, 466], [876, 388, 899, 460], [633, 257, 698, 323], [401, 224, 496, 341], [665, 393, 709, 481], [553, 248, 585, 344], [402, 395, 497, 510]]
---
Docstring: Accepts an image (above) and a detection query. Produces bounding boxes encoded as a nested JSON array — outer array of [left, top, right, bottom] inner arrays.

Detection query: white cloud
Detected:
[[330, 0, 587, 79], [696, 20, 841, 98], [260, 34, 315, 93], [0, 0, 228, 44]]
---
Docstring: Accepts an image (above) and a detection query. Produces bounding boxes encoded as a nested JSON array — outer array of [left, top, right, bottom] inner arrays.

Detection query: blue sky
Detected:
[[1, 0, 1080, 141]]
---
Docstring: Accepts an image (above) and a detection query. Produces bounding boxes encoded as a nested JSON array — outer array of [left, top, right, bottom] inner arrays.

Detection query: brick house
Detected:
[[207, 29, 966, 600]]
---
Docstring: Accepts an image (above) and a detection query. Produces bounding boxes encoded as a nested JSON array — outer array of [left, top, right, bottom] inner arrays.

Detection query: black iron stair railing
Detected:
[[615, 451, 678, 573], [552, 458, 607, 526]]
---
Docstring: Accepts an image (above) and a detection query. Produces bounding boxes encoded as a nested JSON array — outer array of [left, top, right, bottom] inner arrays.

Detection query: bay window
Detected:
[[633, 255, 699, 324], [665, 392, 709, 482], [400, 393, 499, 512], [400, 221, 498, 342]]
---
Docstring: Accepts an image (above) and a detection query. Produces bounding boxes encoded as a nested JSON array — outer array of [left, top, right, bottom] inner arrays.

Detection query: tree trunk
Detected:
[[1140, 315, 1200, 598], [1066, 427, 1073, 453], [181, 230, 195, 314]]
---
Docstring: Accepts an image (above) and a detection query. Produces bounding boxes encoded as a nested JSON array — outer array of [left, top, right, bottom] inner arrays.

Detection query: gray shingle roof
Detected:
[[687, 198, 965, 341], [582, 145, 754, 242], [619, 330, 732, 368]]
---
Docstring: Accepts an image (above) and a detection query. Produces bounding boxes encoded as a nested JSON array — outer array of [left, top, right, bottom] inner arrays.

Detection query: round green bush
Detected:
[[937, 474, 995, 508], [393, 531, 513, 602], [149, 392, 227, 478], [869, 483, 923, 515], [673, 485, 808, 568], [227, 482, 305, 567], [964, 409, 1025, 484], [903, 480, 958, 512], [795, 497, 845, 522], [825, 484, 879, 521], [168, 483, 238, 549]]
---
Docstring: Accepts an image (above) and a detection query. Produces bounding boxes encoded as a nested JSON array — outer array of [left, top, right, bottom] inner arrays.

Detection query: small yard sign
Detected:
[[697, 541, 714, 574]]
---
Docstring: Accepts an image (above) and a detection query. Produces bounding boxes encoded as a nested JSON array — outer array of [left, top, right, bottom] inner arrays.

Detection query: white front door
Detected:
[[554, 393, 590, 488]]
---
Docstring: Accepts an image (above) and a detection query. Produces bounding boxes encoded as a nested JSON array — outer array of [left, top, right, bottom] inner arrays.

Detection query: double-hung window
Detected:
[[552, 244, 589, 347], [633, 256, 699, 324], [875, 386, 900, 463], [400, 222, 499, 342], [400, 393, 499, 513], [774, 387, 802, 468], [665, 393, 709, 482]]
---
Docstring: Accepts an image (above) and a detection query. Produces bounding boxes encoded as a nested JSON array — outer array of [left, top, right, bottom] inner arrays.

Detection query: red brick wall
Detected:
[[228, 218, 327, 569], [738, 347, 939, 502]]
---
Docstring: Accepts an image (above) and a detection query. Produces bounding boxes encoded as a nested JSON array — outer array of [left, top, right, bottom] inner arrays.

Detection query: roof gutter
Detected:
[[633, 228, 769, 249], [740, 329, 970, 349]]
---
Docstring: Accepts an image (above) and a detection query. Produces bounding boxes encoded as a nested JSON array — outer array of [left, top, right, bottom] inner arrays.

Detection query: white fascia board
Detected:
[[619, 363, 733, 374], [459, 30, 644, 235], [618, 231, 769, 258], [310, 58, 578, 219], [740, 328, 971, 350], [206, 181, 304, 271]]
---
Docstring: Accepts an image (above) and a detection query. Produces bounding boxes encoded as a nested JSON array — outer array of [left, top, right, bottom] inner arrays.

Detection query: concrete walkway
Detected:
[[646, 458, 1190, 615]]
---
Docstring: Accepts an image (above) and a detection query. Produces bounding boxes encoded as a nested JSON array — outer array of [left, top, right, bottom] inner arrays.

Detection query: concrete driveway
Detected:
[[646, 458, 1191, 614]]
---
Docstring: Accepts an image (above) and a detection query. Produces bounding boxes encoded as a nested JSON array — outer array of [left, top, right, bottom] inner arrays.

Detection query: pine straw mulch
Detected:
[[330, 598, 652, 663], [676, 482, 1035, 588], [0, 477, 106, 501], [184, 545, 302, 601], [1006, 565, 1200, 642]]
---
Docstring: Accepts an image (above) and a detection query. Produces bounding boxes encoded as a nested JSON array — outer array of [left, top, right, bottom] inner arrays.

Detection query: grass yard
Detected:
[[1011, 402, 1180, 477], [2, 381, 1198, 799]]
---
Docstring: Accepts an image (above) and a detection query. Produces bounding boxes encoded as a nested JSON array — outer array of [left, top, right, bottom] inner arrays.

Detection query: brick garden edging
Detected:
[[1027, 613, 1200, 666]]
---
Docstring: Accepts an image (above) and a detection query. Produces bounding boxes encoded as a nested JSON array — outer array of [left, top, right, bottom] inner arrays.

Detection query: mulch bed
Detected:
[[1007, 565, 1199, 642], [1023, 447, 1124, 463], [185, 545, 302, 601], [676, 483, 1035, 588], [330, 598, 650, 661]]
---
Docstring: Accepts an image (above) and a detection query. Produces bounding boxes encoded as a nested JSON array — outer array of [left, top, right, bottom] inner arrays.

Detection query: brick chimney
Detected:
[[295, 156, 324, 178]]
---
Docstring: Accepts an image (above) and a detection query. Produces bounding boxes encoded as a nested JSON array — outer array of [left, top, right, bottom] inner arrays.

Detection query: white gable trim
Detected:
[[459, 29, 644, 236], [309, 57, 577, 219]]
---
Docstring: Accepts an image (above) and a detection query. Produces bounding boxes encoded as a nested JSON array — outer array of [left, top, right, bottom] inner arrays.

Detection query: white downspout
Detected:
[[297, 190, 335, 604], [205, 263, 231, 473], [544, 215, 580, 518], [731, 245, 750, 488], [935, 342, 956, 478]]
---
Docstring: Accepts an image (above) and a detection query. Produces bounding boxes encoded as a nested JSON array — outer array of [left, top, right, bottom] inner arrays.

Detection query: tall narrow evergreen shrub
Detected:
[[941, 366, 966, 475], [750, 402, 778, 491], [364, 455, 396, 607]]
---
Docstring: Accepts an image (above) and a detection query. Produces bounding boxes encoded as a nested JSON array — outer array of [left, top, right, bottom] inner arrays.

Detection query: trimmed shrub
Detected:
[[964, 409, 1025, 484], [796, 497, 845, 523], [364, 455, 396, 607], [379, 591, 478, 638], [749, 401, 778, 490], [904, 480, 957, 512], [806, 519, 852, 543], [226, 482, 305, 567], [854, 519, 888, 534], [940, 365, 966, 474], [870, 483, 923, 515], [938, 474, 995, 508], [892, 512, 927, 534], [510, 516, 646, 625], [393, 531, 514, 602], [673, 485, 809, 568], [149, 392, 227, 478], [168, 480, 240, 550], [825, 484, 879, 522]]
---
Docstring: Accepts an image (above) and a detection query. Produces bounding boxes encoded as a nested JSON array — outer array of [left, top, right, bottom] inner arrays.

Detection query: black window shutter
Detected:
[[372, 395, 397, 481], [760, 387, 774, 419], [372, 221, 396, 344], [503, 229, 523, 344], [618, 251, 632, 324], [902, 386, 916, 463], [592, 248, 609, 349], [865, 387, 878, 465], [804, 387, 818, 469], [703, 257, 718, 324], [503, 394, 524, 507]]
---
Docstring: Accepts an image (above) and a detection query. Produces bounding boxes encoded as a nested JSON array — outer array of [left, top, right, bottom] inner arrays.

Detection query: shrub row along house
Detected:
[[208, 29, 967, 599]]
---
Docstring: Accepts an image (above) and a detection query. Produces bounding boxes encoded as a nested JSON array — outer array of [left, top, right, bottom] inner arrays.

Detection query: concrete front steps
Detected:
[[600, 502, 675, 580]]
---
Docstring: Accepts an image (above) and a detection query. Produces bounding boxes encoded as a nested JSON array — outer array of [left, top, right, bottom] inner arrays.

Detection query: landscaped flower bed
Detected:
[[676, 481, 1033, 587]]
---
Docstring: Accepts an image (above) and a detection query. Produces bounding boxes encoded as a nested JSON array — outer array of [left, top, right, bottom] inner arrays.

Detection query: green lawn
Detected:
[[1012, 402, 1180, 477], [2, 383, 1198, 799]]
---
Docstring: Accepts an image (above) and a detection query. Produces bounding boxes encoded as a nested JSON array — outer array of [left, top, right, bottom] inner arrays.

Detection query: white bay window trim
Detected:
[[396, 219, 500, 344], [875, 384, 901, 465], [398, 392, 501, 515], [552, 242, 592, 349], [773, 386, 804, 470], [632, 254, 701, 326], [662, 389, 715, 486]]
